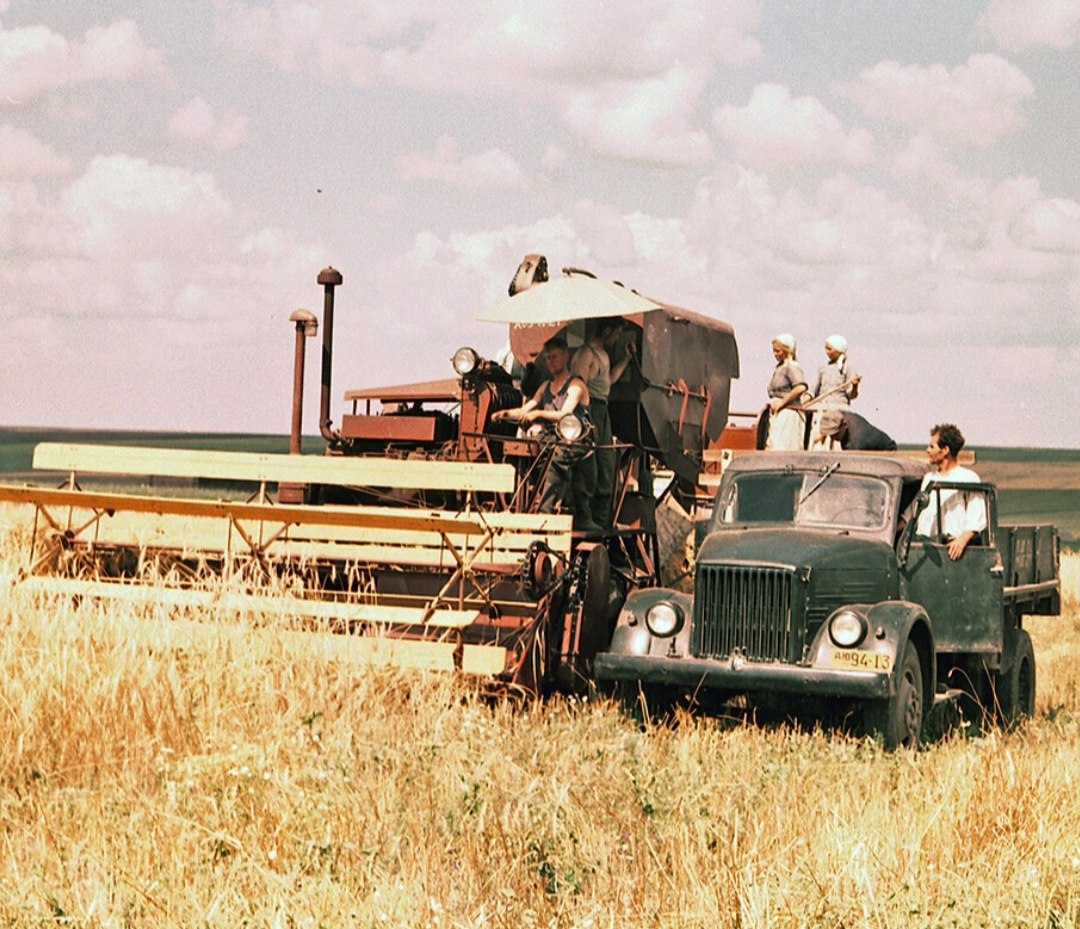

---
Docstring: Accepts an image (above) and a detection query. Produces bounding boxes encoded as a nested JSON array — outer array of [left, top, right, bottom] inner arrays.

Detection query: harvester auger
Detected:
[[0, 259, 741, 695]]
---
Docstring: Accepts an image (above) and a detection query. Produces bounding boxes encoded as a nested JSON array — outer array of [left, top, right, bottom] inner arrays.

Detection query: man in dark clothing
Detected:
[[818, 410, 897, 451]]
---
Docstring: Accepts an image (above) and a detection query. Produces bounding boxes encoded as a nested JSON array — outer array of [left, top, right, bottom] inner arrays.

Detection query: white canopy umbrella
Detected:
[[478, 272, 661, 325]]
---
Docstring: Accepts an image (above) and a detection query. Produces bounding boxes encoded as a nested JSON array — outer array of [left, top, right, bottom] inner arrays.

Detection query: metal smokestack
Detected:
[[317, 266, 343, 441]]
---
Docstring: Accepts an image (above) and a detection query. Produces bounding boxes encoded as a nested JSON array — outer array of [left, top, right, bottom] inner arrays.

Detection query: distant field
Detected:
[[0, 427, 326, 475]]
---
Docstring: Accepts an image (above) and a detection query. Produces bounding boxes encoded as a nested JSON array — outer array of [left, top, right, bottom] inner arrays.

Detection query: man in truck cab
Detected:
[[911, 422, 987, 561]]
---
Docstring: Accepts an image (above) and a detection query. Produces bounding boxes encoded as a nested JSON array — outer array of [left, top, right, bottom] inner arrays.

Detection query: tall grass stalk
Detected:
[[0, 522, 1078, 927]]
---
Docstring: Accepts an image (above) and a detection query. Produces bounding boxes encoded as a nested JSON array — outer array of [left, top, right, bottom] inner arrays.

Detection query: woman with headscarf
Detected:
[[809, 334, 861, 449], [765, 333, 808, 450]]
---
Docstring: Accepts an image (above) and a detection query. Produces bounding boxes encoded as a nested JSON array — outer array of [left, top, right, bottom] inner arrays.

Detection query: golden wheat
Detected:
[[0, 518, 1077, 927]]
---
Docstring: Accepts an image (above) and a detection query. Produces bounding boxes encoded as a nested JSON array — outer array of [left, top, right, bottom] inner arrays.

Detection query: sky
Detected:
[[1, 0, 1078, 448]]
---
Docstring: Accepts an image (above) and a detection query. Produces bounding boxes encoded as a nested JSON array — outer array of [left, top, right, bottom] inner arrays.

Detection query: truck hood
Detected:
[[698, 527, 896, 574], [697, 528, 900, 625]]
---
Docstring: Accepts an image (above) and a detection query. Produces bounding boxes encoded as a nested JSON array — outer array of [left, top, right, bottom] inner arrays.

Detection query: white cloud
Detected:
[[219, 2, 758, 164], [0, 151, 326, 430], [836, 54, 1035, 148], [0, 18, 163, 103], [981, 0, 1080, 50], [220, 1, 760, 90], [63, 155, 233, 261], [398, 136, 528, 190], [541, 143, 567, 172], [562, 64, 714, 166], [1010, 198, 1080, 254], [713, 83, 875, 170], [0, 124, 70, 177], [168, 98, 250, 153]]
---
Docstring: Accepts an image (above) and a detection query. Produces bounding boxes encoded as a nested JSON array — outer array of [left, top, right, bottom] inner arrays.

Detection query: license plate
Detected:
[[829, 649, 893, 672]]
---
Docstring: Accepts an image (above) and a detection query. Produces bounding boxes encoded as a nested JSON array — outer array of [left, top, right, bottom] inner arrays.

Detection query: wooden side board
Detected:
[[0, 483, 574, 569], [32, 442, 517, 494], [15, 578, 508, 675]]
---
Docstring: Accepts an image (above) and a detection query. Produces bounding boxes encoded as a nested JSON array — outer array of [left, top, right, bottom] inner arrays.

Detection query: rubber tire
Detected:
[[995, 629, 1036, 728], [864, 641, 924, 750]]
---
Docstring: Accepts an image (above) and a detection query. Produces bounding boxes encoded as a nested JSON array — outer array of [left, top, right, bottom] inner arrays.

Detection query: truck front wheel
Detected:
[[995, 629, 1035, 728], [864, 641, 924, 749]]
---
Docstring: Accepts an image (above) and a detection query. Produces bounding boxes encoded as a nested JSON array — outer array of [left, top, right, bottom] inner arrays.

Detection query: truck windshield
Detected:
[[719, 472, 890, 531]]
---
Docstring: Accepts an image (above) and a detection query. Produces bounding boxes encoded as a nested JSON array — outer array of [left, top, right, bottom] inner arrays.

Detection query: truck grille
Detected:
[[692, 565, 795, 662]]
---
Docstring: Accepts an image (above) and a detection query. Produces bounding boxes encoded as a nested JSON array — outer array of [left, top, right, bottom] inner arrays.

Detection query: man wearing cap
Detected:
[[817, 410, 897, 451], [810, 335, 861, 449]]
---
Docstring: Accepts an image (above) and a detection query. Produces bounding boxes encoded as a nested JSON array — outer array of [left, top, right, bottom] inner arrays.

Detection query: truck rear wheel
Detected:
[[864, 641, 924, 750], [995, 629, 1035, 728]]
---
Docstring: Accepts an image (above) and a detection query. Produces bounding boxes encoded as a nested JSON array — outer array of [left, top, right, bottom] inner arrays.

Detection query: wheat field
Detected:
[[0, 516, 1077, 927]]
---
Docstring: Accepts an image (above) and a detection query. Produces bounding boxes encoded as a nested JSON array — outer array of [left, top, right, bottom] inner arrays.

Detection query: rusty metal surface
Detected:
[[344, 377, 461, 404]]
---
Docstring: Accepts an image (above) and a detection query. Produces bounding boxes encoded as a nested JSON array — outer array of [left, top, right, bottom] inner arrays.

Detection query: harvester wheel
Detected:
[[552, 543, 611, 693]]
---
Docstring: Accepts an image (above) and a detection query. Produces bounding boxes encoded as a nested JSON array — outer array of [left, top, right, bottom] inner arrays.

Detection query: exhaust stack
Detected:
[[317, 266, 343, 441]]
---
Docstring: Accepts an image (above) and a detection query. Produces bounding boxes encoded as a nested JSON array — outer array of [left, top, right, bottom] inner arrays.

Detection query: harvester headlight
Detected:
[[555, 414, 584, 442], [451, 346, 481, 376], [645, 600, 684, 638], [828, 610, 866, 648]]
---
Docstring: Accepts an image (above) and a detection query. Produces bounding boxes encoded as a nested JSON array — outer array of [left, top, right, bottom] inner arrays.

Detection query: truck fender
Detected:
[[808, 600, 934, 700], [606, 588, 693, 659]]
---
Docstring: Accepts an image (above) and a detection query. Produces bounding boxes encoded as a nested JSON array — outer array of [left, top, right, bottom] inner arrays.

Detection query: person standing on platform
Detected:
[[572, 317, 635, 528], [493, 337, 598, 531], [765, 333, 808, 451], [810, 334, 861, 449]]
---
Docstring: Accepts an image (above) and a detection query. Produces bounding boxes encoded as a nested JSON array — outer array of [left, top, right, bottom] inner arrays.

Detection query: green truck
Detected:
[[594, 452, 1061, 747]]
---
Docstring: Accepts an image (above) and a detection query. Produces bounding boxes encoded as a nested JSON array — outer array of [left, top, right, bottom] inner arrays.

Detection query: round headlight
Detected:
[[829, 610, 866, 648], [451, 346, 481, 376], [555, 414, 583, 442], [645, 600, 683, 637]]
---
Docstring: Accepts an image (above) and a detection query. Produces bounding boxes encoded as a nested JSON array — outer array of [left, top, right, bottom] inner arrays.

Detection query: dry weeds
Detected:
[[0, 522, 1077, 928]]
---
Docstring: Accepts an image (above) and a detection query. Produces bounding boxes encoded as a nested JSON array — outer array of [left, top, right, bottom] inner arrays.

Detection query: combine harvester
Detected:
[[0, 260, 744, 694]]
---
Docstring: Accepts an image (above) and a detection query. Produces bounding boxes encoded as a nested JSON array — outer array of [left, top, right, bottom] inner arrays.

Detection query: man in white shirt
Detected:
[[915, 423, 987, 561]]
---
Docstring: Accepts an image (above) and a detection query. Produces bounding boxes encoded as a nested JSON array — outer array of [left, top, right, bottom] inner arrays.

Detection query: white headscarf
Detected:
[[772, 332, 797, 359], [825, 334, 847, 353]]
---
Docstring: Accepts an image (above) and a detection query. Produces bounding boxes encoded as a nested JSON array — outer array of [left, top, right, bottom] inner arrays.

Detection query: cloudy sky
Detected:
[[2, 0, 1078, 448]]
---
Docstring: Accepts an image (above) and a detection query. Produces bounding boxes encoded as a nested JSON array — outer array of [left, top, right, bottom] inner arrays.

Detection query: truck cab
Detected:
[[594, 452, 1060, 747]]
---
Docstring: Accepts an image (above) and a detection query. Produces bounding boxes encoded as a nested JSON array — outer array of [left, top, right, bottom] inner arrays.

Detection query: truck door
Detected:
[[900, 484, 1004, 656]]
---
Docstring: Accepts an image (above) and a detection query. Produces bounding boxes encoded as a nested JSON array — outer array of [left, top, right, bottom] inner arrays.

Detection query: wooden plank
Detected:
[[0, 484, 487, 535], [0, 485, 572, 549], [32, 442, 516, 493], [21, 511, 569, 570], [17, 576, 480, 628], [701, 448, 974, 465], [18, 603, 507, 676]]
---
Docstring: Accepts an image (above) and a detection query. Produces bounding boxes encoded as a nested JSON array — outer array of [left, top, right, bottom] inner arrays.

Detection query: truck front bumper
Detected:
[[594, 652, 891, 700]]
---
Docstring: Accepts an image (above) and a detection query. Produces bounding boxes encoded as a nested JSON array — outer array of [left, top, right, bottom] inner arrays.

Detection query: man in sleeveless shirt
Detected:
[[572, 317, 635, 527], [492, 337, 599, 530]]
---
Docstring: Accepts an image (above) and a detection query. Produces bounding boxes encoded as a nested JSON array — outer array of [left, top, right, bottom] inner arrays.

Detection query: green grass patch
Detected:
[[0, 427, 326, 473], [998, 489, 1080, 543]]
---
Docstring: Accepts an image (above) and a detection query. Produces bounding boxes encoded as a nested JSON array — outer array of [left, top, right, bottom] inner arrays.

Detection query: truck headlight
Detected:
[[555, 414, 583, 442], [828, 610, 866, 648], [645, 600, 684, 637], [451, 346, 481, 376]]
